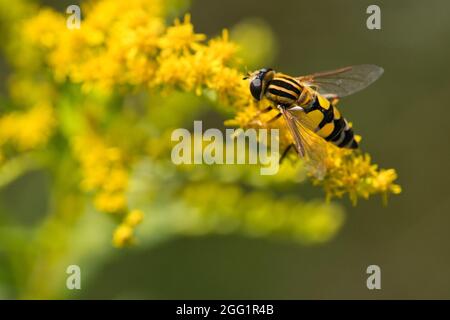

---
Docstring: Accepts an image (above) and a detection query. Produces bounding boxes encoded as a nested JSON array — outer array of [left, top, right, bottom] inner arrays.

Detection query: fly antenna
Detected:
[[242, 66, 250, 80]]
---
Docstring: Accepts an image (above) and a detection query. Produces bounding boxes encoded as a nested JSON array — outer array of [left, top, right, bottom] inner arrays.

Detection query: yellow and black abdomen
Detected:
[[264, 74, 358, 149], [265, 75, 301, 106], [304, 95, 358, 149]]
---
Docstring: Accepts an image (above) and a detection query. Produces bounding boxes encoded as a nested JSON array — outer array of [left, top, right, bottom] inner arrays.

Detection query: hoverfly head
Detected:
[[248, 68, 274, 100]]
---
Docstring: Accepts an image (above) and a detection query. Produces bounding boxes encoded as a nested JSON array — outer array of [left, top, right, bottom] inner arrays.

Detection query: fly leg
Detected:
[[258, 105, 284, 124], [247, 105, 274, 126], [266, 112, 282, 123]]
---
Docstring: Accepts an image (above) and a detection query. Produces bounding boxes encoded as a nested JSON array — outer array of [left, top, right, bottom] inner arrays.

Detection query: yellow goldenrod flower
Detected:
[[309, 146, 402, 205], [158, 14, 205, 55], [73, 133, 129, 213], [94, 192, 127, 214], [112, 209, 144, 247], [22, 9, 64, 49], [72, 131, 147, 246], [124, 209, 144, 227], [0, 103, 56, 151], [113, 224, 134, 247]]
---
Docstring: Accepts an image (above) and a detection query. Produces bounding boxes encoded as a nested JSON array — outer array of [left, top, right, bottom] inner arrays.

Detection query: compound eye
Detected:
[[250, 78, 263, 100]]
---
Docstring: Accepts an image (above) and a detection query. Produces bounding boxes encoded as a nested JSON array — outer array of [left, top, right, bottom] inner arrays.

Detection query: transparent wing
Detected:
[[296, 64, 384, 98], [280, 108, 306, 157], [280, 108, 331, 179]]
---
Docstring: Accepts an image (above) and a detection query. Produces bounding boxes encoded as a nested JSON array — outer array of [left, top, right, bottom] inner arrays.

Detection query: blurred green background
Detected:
[[1, 0, 450, 299]]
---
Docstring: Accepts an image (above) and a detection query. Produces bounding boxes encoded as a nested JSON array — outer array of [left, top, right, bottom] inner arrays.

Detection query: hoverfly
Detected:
[[244, 64, 384, 177]]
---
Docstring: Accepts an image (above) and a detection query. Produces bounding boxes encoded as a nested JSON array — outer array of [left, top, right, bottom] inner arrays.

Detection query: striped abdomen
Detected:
[[264, 74, 358, 149], [304, 95, 358, 149]]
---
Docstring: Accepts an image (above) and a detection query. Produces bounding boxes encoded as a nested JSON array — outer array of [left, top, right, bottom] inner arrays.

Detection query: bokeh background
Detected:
[[1, 0, 450, 299]]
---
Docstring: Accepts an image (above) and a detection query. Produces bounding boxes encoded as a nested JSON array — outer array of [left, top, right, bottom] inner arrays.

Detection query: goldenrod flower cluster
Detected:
[[312, 144, 401, 205], [23, 0, 164, 90], [73, 132, 143, 247], [0, 103, 56, 152], [73, 133, 128, 213], [23, 0, 249, 107], [112, 209, 144, 247]]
